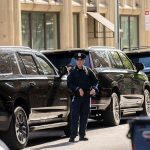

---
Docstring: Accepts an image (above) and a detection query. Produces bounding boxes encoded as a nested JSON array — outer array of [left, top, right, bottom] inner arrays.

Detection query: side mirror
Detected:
[[58, 66, 68, 76], [135, 63, 144, 72]]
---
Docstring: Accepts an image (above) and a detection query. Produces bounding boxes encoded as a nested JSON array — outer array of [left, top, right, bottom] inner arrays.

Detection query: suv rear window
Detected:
[[0, 54, 12, 74], [118, 52, 134, 70], [110, 51, 124, 69], [91, 51, 110, 68], [20, 54, 39, 75], [46, 51, 90, 69]]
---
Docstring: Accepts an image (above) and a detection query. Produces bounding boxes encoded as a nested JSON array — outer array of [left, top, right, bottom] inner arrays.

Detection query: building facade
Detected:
[[0, 0, 150, 51]]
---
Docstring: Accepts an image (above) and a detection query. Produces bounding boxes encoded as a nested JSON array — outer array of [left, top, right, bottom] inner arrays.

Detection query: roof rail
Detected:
[[122, 46, 150, 51], [88, 46, 115, 49], [0, 46, 30, 49]]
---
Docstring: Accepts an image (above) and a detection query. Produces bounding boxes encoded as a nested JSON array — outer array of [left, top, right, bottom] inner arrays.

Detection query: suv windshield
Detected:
[[129, 55, 150, 73], [0, 53, 12, 74], [46, 51, 90, 69]]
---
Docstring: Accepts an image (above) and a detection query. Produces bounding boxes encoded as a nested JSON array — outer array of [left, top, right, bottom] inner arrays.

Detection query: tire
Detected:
[[103, 93, 120, 126], [5, 106, 29, 150], [64, 114, 71, 137], [141, 89, 150, 116]]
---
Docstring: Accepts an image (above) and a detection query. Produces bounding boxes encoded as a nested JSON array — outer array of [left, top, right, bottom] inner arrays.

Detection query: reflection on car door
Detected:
[[35, 54, 69, 122], [118, 52, 144, 108], [18, 52, 50, 121], [109, 51, 133, 108]]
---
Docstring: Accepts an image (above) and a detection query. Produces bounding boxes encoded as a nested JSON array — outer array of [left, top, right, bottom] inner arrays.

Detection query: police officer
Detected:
[[67, 52, 98, 142]]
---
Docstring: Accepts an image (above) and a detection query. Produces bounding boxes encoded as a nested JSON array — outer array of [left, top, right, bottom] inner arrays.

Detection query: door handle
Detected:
[[48, 81, 54, 86], [130, 74, 134, 79], [120, 74, 124, 79], [116, 74, 124, 79], [29, 81, 36, 87]]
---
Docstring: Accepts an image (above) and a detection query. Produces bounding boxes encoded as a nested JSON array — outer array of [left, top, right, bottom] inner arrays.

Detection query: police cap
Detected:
[[74, 52, 86, 60]]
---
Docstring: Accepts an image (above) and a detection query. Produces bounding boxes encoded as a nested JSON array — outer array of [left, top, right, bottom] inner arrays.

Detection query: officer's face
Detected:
[[76, 58, 84, 68]]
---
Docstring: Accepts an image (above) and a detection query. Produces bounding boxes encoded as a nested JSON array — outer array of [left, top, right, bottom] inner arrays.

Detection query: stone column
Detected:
[[68, 0, 73, 48], [106, 0, 115, 47], [60, 0, 73, 49], [0, 0, 21, 46], [80, 0, 88, 48], [95, 0, 101, 46]]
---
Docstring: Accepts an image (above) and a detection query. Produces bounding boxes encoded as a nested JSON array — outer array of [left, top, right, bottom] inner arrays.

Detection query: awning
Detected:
[[87, 12, 115, 32]]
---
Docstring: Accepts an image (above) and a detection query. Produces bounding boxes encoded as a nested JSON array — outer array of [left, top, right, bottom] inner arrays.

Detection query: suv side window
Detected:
[[118, 52, 134, 70], [20, 54, 39, 75], [10, 54, 20, 74], [110, 51, 124, 69], [0, 54, 12, 74], [36, 55, 56, 75], [91, 51, 110, 68]]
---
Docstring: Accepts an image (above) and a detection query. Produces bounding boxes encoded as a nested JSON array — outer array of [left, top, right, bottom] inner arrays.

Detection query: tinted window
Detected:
[[108, 52, 116, 68], [36, 56, 55, 75], [46, 51, 90, 69], [20, 54, 39, 75], [129, 55, 150, 72], [0, 54, 12, 74], [10, 54, 20, 74], [110, 51, 124, 69], [16, 53, 26, 74], [118, 52, 134, 70], [91, 51, 109, 68]]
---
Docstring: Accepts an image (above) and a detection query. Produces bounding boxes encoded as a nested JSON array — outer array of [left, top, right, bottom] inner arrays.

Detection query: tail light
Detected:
[[91, 99, 97, 104]]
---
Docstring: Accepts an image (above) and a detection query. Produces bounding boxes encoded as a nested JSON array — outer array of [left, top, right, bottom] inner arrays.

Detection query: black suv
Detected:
[[0, 47, 70, 149], [42, 46, 150, 126], [126, 48, 150, 80]]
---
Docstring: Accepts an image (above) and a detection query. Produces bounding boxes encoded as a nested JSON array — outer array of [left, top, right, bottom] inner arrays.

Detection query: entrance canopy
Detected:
[[87, 12, 115, 32]]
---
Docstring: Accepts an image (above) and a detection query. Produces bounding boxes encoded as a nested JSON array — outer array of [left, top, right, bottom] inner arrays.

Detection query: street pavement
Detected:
[[23, 120, 132, 150]]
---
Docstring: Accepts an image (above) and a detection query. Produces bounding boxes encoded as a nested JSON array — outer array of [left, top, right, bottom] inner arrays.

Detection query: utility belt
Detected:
[[74, 88, 91, 97], [83, 89, 91, 94]]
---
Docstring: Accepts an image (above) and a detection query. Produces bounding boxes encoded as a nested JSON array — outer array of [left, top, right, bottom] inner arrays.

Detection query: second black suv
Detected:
[[42, 46, 150, 127], [0, 47, 70, 149], [126, 49, 150, 80]]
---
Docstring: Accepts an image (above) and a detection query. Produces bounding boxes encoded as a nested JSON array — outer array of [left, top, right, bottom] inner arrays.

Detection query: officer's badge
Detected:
[[78, 53, 81, 57], [83, 66, 89, 75]]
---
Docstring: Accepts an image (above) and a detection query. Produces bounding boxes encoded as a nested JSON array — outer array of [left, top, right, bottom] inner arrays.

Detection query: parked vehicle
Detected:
[[0, 46, 70, 149], [125, 48, 150, 80], [42, 46, 150, 127]]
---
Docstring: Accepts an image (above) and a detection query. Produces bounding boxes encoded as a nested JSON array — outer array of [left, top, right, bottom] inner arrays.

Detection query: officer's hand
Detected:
[[90, 89, 96, 96], [79, 88, 84, 96]]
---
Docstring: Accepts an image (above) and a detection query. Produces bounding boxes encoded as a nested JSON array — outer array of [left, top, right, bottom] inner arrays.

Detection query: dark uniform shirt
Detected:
[[67, 66, 98, 95]]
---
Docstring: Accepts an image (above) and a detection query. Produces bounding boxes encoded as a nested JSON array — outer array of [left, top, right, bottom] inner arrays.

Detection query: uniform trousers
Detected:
[[70, 95, 90, 139]]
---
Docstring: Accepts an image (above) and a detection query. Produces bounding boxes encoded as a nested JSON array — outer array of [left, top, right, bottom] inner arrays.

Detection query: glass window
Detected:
[[110, 51, 124, 69], [16, 54, 26, 74], [118, 52, 134, 70], [22, 12, 30, 47], [108, 51, 116, 68], [21, 12, 60, 50], [46, 13, 59, 50], [130, 56, 150, 73], [46, 51, 90, 69], [10, 54, 20, 74], [20, 55, 39, 75], [0, 54, 12, 74], [130, 16, 138, 48], [91, 51, 109, 68], [36, 56, 55, 75], [32, 13, 45, 50], [120, 16, 139, 50], [73, 13, 80, 48], [120, 16, 129, 49]]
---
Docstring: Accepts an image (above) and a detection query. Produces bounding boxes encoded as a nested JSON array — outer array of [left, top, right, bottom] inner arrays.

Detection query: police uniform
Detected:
[[67, 53, 98, 142]]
